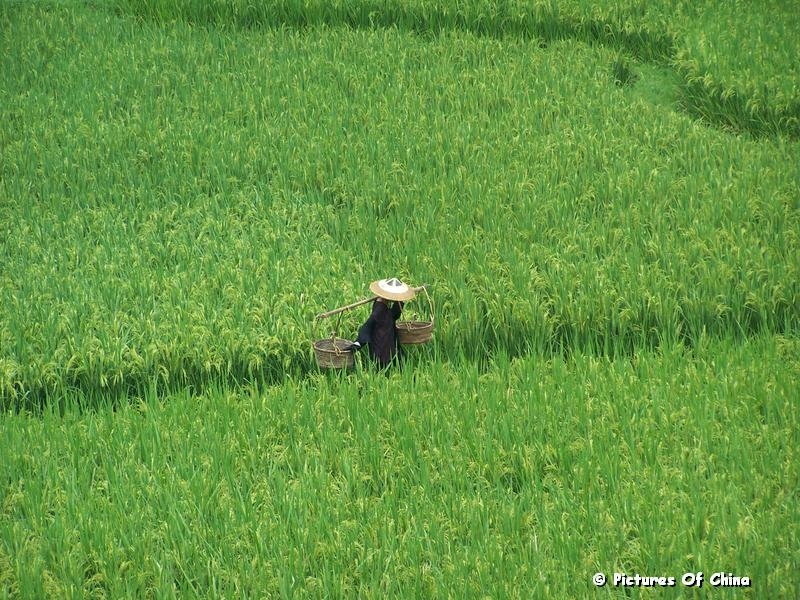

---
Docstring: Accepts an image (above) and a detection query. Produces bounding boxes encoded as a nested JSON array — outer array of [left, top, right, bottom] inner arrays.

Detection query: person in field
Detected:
[[349, 278, 416, 369]]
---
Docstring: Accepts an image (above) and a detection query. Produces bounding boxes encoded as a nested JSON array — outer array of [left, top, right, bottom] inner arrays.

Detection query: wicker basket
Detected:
[[397, 319, 434, 344], [312, 337, 354, 369]]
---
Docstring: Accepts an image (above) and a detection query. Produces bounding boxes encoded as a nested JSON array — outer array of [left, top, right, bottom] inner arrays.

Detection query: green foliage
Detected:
[[1, 3, 798, 597], [612, 55, 638, 87], [1, 336, 797, 597], [672, 0, 800, 138], [2, 3, 798, 402], [104, 0, 800, 137]]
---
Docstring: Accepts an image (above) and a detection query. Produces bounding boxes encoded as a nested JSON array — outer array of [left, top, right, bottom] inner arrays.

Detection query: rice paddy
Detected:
[[1, 0, 798, 597]]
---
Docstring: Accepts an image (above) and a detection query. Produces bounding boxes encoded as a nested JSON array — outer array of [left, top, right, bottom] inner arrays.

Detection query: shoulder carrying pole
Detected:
[[315, 284, 428, 320]]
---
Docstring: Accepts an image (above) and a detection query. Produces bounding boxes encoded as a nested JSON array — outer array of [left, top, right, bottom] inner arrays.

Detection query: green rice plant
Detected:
[[105, 0, 800, 140], [0, 7, 796, 599], [671, 0, 800, 138], [1, 334, 797, 596], [1, 2, 799, 404]]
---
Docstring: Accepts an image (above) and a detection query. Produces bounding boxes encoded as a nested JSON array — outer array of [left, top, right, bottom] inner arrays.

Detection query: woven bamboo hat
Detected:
[[370, 278, 416, 301]]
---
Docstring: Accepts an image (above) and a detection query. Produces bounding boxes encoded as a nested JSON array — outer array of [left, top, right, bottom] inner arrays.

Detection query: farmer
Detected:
[[348, 278, 416, 368]]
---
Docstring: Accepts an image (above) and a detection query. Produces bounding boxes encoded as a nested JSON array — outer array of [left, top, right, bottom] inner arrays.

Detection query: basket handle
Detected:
[[331, 312, 348, 356], [311, 310, 346, 344], [397, 285, 434, 323], [421, 285, 434, 323]]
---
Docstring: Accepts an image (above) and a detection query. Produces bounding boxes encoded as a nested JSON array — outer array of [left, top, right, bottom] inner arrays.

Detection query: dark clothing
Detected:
[[355, 300, 403, 368]]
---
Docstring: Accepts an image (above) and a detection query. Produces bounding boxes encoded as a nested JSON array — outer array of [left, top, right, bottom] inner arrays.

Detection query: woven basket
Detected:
[[313, 337, 354, 369], [397, 319, 434, 344]]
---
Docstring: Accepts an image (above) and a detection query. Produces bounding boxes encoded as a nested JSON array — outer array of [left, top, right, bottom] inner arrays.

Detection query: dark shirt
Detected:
[[355, 300, 403, 367]]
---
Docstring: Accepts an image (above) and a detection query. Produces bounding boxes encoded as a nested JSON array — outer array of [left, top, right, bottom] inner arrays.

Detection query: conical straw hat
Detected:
[[369, 278, 416, 301]]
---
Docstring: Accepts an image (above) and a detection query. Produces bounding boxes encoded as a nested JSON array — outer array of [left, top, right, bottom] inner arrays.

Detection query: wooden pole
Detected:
[[315, 284, 428, 320], [315, 295, 376, 320]]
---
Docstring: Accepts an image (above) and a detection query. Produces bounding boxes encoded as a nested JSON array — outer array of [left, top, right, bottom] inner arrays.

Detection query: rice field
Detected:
[[1, 339, 797, 597], [1, 0, 798, 597]]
